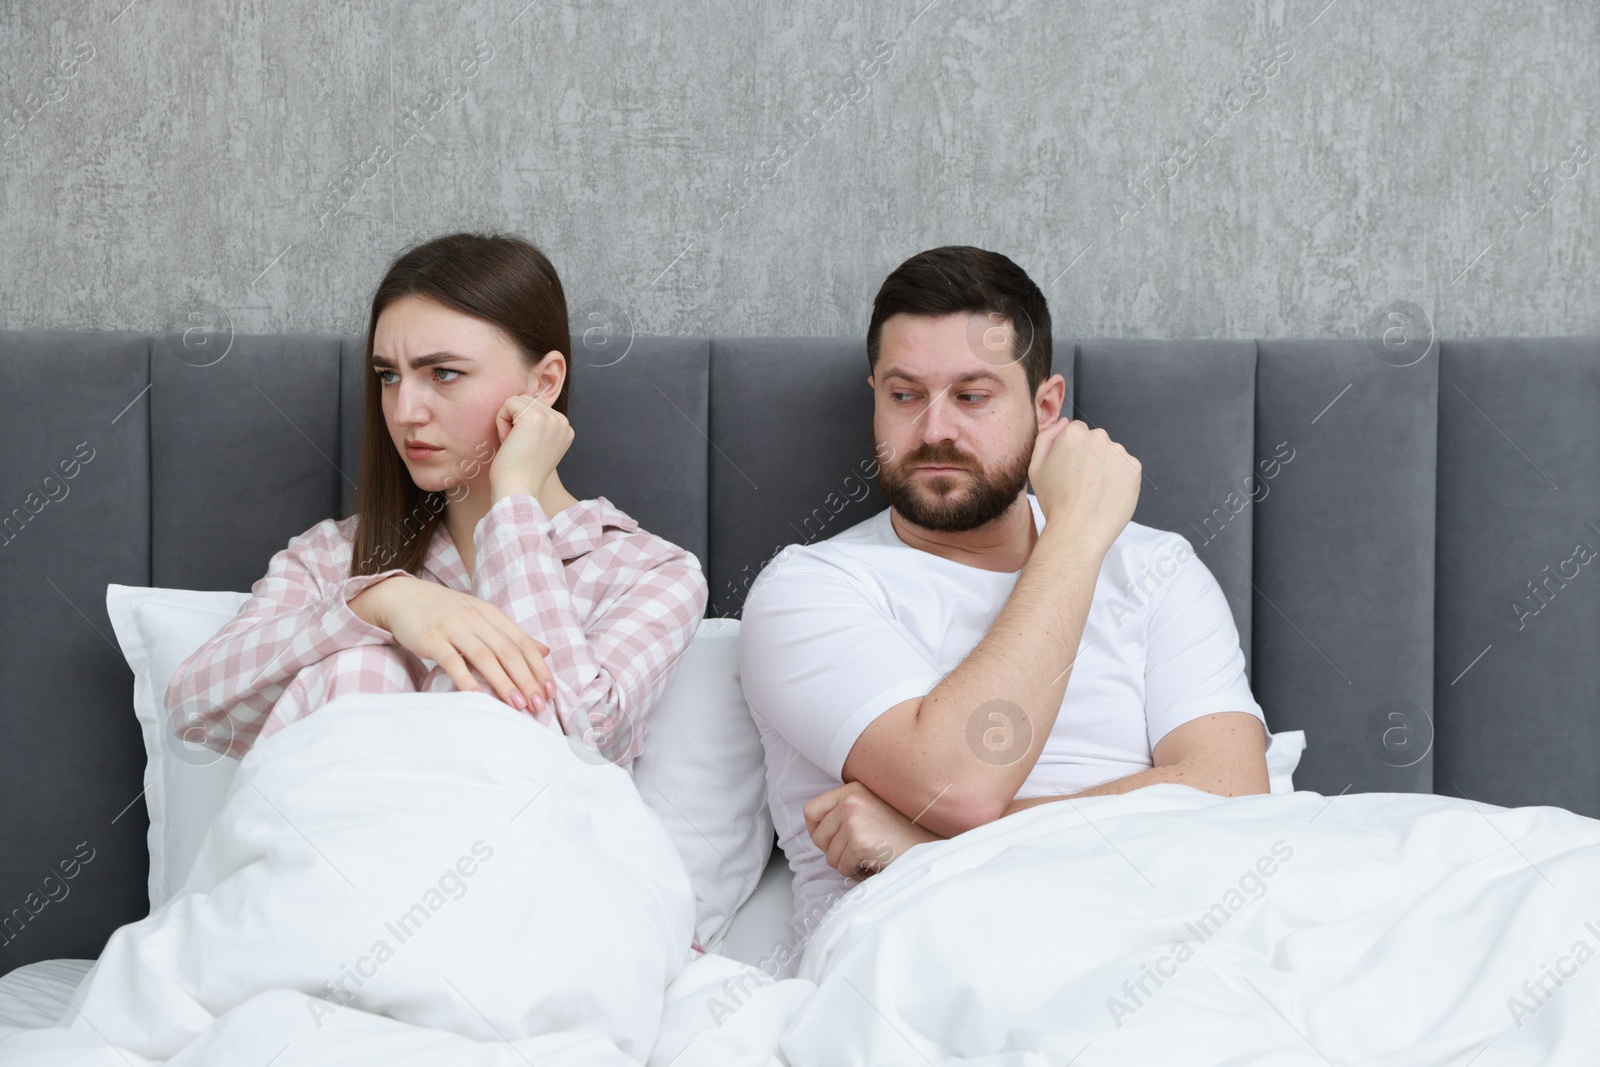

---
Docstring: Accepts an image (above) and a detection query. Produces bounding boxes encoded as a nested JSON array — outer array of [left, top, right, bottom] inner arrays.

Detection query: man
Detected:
[[738, 245, 1270, 953]]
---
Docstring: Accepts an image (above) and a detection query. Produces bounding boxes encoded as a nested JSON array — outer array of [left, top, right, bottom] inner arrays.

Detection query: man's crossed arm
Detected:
[[806, 709, 1269, 882]]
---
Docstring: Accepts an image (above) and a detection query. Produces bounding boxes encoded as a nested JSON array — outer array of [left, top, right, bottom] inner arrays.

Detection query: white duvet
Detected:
[[660, 783, 1600, 1066], [8, 698, 1600, 1066], [0, 691, 719, 1065]]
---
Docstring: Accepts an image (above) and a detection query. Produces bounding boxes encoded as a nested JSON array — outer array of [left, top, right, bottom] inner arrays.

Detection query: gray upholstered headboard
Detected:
[[2, 330, 1597, 974]]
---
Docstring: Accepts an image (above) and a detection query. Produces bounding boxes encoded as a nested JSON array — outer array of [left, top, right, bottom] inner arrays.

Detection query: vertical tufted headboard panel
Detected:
[[1, 329, 1596, 975]]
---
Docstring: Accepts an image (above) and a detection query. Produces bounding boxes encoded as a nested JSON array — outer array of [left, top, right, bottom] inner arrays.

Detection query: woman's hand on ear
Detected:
[[488, 392, 573, 504], [355, 575, 557, 716]]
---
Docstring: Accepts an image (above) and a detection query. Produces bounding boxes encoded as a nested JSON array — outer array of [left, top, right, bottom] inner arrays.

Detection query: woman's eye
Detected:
[[375, 368, 462, 385]]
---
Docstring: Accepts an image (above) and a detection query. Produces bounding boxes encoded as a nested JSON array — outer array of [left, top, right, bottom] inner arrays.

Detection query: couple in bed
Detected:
[[165, 231, 1269, 959]]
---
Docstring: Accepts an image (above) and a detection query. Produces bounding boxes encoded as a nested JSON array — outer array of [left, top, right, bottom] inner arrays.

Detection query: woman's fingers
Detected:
[[473, 618, 548, 713], [452, 631, 535, 714], [432, 643, 484, 699], [477, 608, 556, 706]]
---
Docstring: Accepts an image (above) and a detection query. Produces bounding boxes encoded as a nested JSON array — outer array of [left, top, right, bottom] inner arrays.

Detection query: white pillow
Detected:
[[630, 617, 774, 950], [105, 587, 775, 947], [105, 584, 251, 911], [1266, 729, 1307, 794]]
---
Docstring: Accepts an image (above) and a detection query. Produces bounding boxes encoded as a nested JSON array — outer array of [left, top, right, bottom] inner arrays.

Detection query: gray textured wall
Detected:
[[2, 0, 1596, 344]]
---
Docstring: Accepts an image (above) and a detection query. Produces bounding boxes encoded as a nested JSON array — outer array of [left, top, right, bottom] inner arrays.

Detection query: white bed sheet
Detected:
[[0, 959, 94, 1032], [0, 852, 799, 1038], [710, 842, 799, 975]]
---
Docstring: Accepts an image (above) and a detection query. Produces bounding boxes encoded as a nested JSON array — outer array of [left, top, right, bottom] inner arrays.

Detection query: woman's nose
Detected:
[[392, 378, 429, 422]]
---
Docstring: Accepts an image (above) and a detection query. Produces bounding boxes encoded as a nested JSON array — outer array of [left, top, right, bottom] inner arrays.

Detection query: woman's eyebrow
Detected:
[[370, 351, 476, 369]]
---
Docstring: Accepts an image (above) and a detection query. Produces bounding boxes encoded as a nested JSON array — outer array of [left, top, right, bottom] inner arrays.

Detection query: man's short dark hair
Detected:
[[866, 245, 1052, 399]]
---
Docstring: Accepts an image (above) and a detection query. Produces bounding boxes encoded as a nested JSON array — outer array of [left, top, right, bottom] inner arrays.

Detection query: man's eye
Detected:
[[890, 392, 916, 402], [959, 394, 987, 403]]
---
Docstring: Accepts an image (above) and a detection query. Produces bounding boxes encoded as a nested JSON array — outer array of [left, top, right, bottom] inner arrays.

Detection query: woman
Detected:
[[165, 232, 709, 771]]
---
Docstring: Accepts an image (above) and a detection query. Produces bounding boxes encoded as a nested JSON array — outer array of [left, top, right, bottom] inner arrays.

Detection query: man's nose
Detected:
[[917, 386, 959, 443]]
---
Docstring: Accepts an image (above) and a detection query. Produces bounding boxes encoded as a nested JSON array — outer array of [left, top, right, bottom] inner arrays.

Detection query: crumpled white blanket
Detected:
[[0, 691, 708, 1065], [12, 702, 1600, 1067], [761, 784, 1600, 1066]]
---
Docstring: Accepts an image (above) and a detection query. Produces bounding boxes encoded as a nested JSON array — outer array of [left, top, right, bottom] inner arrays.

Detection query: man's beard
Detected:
[[874, 431, 1034, 534]]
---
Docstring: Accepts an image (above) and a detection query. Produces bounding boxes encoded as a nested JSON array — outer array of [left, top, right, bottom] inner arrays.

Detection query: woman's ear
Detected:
[[526, 349, 566, 404]]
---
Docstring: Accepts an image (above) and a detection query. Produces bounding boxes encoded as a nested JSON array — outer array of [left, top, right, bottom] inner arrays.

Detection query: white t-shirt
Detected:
[[738, 492, 1266, 949]]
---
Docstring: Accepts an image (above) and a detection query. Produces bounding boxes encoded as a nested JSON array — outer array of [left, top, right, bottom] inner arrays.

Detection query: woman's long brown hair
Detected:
[[349, 232, 571, 577]]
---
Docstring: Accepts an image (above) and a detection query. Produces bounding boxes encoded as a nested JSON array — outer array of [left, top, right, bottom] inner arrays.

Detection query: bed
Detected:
[[1, 330, 1597, 1062]]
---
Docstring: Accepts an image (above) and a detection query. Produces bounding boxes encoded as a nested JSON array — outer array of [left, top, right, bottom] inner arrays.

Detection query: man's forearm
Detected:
[[913, 521, 1112, 825], [998, 758, 1266, 819]]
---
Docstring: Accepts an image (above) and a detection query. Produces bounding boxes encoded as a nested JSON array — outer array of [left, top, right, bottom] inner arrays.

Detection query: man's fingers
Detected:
[[803, 788, 844, 834]]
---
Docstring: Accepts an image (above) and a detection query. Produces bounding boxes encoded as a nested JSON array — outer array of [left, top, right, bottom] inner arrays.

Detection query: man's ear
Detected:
[[1035, 372, 1066, 427], [867, 373, 875, 390]]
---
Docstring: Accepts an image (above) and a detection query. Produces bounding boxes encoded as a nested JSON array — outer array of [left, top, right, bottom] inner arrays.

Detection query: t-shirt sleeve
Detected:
[[739, 551, 945, 781], [1142, 534, 1266, 753]]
